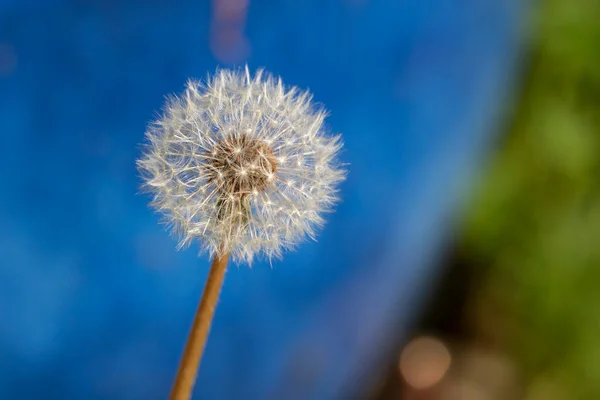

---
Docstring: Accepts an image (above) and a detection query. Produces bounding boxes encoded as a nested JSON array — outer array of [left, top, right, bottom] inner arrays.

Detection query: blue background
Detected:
[[0, 0, 525, 399]]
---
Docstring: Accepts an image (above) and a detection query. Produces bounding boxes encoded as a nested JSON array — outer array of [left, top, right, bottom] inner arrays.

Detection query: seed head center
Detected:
[[205, 134, 278, 197]]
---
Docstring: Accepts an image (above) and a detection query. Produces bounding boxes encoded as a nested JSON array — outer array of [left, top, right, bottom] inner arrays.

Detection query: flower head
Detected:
[[137, 67, 345, 263]]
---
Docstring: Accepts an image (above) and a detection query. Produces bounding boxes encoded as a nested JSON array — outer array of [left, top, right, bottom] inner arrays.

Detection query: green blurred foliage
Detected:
[[462, 0, 600, 398]]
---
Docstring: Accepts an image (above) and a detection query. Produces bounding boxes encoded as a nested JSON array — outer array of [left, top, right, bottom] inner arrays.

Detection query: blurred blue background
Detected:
[[0, 1, 525, 399]]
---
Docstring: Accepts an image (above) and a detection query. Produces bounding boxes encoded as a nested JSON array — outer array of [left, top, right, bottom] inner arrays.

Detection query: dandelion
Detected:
[[137, 67, 345, 400]]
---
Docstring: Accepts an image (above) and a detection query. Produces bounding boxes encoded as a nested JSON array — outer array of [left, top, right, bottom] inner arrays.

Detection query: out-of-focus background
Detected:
[[376, 1, 600, 399], [1, 0, 598, 399]]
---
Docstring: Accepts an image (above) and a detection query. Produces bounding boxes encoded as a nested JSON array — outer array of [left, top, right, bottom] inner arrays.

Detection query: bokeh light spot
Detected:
[[399, 336, 452, 390]]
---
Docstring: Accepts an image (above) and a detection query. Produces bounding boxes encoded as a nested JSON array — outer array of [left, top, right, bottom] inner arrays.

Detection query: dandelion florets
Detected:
[[137, 67, 346, 263]]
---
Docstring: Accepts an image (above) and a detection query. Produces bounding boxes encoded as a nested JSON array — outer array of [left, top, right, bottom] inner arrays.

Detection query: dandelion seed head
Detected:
[[137, 67, 346, 263]]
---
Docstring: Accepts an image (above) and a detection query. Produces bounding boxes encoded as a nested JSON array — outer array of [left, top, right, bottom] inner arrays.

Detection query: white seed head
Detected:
[[137, 67, 346, 263]]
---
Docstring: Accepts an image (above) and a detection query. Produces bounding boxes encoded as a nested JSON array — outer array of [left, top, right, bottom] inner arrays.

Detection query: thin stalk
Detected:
[[169, 251, 230, 400]]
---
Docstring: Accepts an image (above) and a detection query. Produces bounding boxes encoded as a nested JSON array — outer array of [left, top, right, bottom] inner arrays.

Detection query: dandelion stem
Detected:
[[169, 250, 230, 400]]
